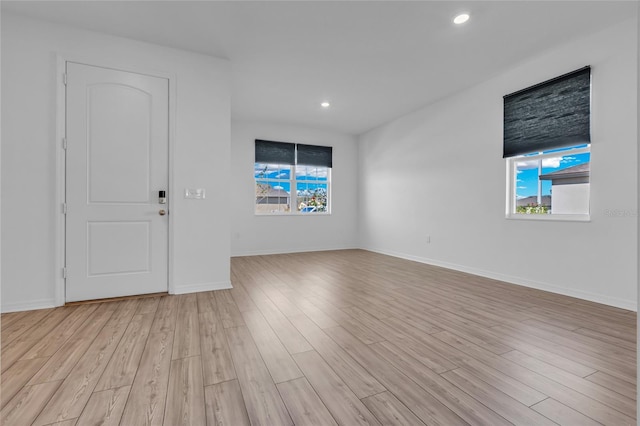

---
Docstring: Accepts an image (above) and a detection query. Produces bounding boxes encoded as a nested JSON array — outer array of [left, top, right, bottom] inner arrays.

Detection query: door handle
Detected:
[[159, 209, 166, 216]]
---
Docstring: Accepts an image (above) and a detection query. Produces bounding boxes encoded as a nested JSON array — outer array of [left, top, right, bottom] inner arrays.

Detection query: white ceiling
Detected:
[[2, 1, 636, 135]]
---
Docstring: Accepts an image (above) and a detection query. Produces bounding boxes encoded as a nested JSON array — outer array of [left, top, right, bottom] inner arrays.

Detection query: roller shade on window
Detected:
[[503, 66, 591, 158], [297, 144, 333, 168], [255, 140, 295, 165]]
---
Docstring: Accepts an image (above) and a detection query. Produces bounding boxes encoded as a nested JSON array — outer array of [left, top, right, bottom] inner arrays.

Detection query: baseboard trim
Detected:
[[364, 247, 637, 312], [231, 246, 359, 257], [1, 298, 58, 313], [172, 280, 232, 295]]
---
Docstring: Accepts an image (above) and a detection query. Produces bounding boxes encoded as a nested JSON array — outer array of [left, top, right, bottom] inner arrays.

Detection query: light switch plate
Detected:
[[185, 188, 206, 199]]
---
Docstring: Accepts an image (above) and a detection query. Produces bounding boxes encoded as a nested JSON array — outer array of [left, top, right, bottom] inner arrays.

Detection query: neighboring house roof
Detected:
[[264, 188, 290, 197], [539, 162, 590, 181], [516, 195, 551, 207], [256, 184, 290, 198]]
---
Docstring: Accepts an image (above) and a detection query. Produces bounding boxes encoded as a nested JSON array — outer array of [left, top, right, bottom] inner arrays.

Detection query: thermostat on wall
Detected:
[[185, 188, 206, 199]]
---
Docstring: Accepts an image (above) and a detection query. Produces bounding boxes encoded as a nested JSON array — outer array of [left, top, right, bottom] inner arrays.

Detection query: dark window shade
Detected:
[[255, 140, 295, 165], [296, 144, 333, 168], [503, 66, 591, 158]]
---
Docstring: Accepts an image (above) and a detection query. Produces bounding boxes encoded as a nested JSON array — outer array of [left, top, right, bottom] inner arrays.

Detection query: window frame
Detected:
[[254, 162, 332, 216], [505, 145, 591, 222]]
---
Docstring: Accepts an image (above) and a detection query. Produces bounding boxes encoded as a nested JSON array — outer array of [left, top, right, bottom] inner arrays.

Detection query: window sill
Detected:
[[506, 213, 590, 222]]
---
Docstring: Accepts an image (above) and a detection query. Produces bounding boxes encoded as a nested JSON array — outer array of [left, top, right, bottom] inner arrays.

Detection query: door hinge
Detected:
[[62, 203, 67, 214], [63, 73, 67, 86], [62, 267, 67, 279], [62, 137, 67, 150]]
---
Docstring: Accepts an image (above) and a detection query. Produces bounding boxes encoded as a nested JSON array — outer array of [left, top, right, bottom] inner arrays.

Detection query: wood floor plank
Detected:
[[361, 391, 426, 426], [384, 298, 513, 355], [288, 313, 385, 399], [224, 325, 293, 426], [0, 381, 61, 426], [482, 325, 598, 378], [1, 307, 77, 373], [28, 303, 116, 385], [197, 291, 218, 313], [1, 310, 30, 330], [171, 293, 200, 360], [433, 330, 636, 425], [178, 293, 199, 312], [268, 292, 306, 318], [531, 398, 602, 426], [337, 306, 458, 375], [136, 296, 161, 315], [76, 385, 130, 426], [94, 312, 155, 391], [172, 310, 201, 360], [375, 324, 458, 374], [0, 357, 49, 409], [574, 326, 637, 351], [45, 419, 78, 426], [164, 356, 206, 426], [323, 327, 468, 426], [502, 349, 636, 417], [32, 315, 131, 425], [351, 338, 511, 426], [242, 309, 303, 384], [1, 308, 54, 348], [204, 380, 250, 426], [251, 297, 313, 355], [492, 324, 635, 384], [277, 377, 339, 426], [292, 297, 339, 329], [149, 295, 180, 335], [527, 305, 636, 342], [119, 325, 174, 426], [344, 305, 436, 338], [511, 320, 635, 365], [585, 371, 637, 399], [389, 332, 548, 407], [306, 297, 385, 345], [198, 311, 236, 386], [110, 299, 141, 324], [229, 283, 259, 313], [292, 350, 381, 426], [215, 290, 246, 328], [441, 367, 556, 426], [20, 305, 98, 360]]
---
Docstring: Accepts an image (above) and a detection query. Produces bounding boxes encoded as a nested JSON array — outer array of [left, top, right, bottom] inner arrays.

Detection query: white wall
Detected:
[[1, 14, 231, 312], [359, 18, 638, 310], [231, 121, 358, 256]]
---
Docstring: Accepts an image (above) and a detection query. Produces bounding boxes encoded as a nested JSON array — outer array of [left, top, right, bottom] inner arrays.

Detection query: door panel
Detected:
[[87, 221, 150, 276], [87, 84, 152, 203], [66, 62, 169, 302]]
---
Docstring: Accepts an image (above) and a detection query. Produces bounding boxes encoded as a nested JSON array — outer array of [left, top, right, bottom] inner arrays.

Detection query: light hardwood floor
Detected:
[[1, 249, 636, 425]]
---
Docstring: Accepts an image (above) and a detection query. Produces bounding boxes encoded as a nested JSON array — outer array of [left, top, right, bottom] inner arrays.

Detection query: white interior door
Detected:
[[65, 62, 169, 302]]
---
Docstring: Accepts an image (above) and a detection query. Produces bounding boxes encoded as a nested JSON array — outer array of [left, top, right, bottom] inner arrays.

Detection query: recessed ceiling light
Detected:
[[321, 101, 331, 108], [453, 13, 470, 25]]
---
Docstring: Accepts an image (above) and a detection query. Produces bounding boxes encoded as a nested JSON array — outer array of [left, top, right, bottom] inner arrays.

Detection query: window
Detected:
[[507, 145, 590, 218], [255, 140, 331, 215], [504, 67, 591, 220]]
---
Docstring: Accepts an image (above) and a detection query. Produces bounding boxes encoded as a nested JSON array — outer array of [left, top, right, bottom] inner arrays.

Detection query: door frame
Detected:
[[55, 54, 176, 306]]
